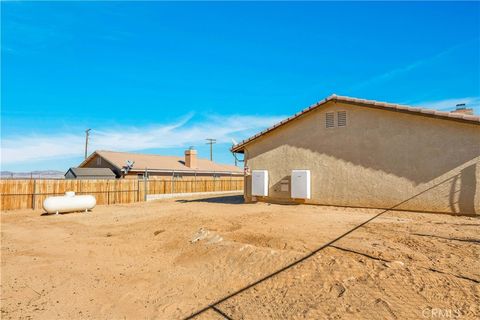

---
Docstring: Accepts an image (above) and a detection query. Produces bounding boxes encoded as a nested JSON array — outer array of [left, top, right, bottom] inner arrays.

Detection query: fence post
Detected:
[[32, 179, 36, 210], [171, 171, 175, 194], [144, 168, 148, 202], [107, 180, 110, 205]]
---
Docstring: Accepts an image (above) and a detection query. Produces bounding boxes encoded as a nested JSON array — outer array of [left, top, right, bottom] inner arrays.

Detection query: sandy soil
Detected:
[[1, 194, 479, 319]]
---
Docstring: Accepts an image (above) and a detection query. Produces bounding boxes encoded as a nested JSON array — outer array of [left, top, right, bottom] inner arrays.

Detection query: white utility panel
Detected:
[[252, 170, 268, 196], [291, 170, 311, 199]]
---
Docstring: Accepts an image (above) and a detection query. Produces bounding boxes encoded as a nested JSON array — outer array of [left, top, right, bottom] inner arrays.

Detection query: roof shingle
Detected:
[[82, 150, 242, 174], [67, 167, 116, 177]]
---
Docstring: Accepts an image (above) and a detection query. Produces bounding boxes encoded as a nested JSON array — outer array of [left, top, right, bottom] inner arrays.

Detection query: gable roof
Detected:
[[231, 94, 480, 153], [80, 150, 243, 174], [66, 167, 116, 178]]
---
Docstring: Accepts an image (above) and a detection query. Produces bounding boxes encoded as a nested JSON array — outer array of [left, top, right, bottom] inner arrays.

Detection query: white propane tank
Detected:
[[43, 191, 96, 214]]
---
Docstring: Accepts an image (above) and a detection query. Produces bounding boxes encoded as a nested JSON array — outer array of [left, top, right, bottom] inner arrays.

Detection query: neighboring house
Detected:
[[78, 149, 243, 179], [65, 167, 116, 179], [231, 94, 480, 215]]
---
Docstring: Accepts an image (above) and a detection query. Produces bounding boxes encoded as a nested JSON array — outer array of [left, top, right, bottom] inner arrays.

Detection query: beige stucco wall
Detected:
[[243, 101, 480, 215]]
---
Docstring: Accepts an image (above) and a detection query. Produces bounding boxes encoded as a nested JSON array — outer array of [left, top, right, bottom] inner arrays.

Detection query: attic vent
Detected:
[[326, 112, 335, 128], [337, 111, 347, 127]]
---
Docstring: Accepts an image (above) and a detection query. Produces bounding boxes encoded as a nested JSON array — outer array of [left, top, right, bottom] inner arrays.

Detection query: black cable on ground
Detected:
[[211, 306, 234, 320], [184, 177, 457, 319], [184, 207, 389, 319]]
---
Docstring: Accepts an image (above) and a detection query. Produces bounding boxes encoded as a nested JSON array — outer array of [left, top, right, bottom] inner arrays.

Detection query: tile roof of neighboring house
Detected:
[[67, 167, 116, 177], [80, 150, 243, 174], [231, 94, 480, 152]]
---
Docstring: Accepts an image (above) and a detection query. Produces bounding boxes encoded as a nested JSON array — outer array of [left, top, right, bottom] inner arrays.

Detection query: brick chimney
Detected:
[[185, 149, 197, 168], [451, 104, 474, 115]]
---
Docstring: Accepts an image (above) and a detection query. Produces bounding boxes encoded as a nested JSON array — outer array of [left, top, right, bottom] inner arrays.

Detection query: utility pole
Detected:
[[205, 138, 216, 161], [84, 129, 91, 159]]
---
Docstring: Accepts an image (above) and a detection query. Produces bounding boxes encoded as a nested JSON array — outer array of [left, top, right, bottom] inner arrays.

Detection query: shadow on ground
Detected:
[[176, 195, 244, 205]]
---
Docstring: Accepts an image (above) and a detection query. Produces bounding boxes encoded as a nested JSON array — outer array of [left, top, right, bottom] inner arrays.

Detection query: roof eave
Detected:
[[78, 152, 98, 168], [78, 151, 122, 171], [230, 94, 480, 151], [344, 99, 480, 125]]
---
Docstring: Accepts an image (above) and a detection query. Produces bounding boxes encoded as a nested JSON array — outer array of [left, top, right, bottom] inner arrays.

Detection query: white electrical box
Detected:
[[291, 170, 311, 199], [252, 170, 268, 196]]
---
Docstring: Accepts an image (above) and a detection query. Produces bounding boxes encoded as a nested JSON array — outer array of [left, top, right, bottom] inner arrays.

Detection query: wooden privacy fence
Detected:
[[0, 177, 244, 211]]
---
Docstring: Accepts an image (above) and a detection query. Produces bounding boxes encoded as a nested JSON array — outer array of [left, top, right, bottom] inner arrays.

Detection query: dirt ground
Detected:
[[1, 194, 479, 319]]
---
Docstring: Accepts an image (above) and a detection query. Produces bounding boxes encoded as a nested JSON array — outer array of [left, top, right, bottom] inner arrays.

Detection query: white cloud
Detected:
[[1, 114, 285, 165]]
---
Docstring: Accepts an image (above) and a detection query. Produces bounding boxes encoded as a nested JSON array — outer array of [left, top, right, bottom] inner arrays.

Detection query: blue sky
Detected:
[[2, 1, 479, 172]]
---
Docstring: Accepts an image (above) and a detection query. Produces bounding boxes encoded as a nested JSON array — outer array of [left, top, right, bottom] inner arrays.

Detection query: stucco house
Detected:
[[231, 94, 480, 215], [79, 149, 243, 179]]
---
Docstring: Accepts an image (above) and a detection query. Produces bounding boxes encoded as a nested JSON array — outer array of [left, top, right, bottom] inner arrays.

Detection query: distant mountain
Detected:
[[0, 170, 65, 179]]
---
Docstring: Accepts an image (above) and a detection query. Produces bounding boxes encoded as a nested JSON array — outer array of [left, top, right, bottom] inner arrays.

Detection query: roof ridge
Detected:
[[332, 95, 479, 120]]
